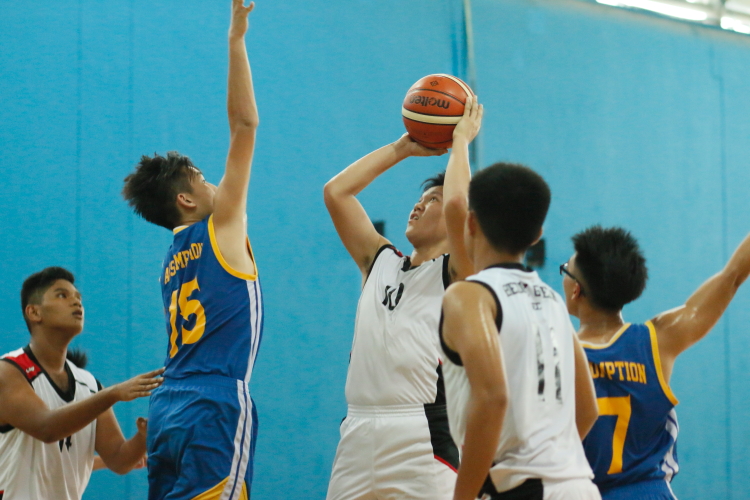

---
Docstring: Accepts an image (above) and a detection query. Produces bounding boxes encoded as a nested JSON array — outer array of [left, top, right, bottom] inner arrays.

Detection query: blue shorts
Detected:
[[600, 479, 676, 500], [147, 375, 258, 500]]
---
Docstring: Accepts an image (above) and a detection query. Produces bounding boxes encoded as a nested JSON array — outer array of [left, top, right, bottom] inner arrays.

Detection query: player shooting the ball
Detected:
[[323, 94, 482, 500]]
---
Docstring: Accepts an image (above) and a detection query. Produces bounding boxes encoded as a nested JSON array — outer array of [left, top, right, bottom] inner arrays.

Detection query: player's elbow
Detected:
[[36, 428, 64, 444], [323, 179, 342, 207], [107, 463, 132, 475], [477, 385, 508, 415], [230, 118, 259, 133]]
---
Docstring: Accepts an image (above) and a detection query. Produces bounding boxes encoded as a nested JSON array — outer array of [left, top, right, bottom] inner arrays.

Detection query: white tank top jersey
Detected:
[[440, 264, 594, 492], [345, 245, 450, 406], [0, 347, 99, 500]]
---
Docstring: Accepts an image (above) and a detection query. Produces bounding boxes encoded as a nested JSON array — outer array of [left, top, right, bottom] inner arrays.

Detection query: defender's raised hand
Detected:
[[111, 368, 165, 402], [229, 0, 255, 39]]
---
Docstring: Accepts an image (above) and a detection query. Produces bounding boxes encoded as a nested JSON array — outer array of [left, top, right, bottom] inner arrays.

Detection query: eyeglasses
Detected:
[[559, 262, 586, 296]]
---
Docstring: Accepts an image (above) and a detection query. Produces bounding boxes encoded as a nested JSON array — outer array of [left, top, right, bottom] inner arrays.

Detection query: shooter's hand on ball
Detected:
[[229, 0, 255, 39], [394, 133, 448, 158], [452, 95, 483, 146]]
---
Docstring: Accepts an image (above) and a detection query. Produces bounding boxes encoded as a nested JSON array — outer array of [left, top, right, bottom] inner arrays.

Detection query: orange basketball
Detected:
[[402, 74, 474, 149]]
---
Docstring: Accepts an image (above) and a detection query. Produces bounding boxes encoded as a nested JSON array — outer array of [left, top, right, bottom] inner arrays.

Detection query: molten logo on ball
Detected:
[[409, 96, 451, 109]]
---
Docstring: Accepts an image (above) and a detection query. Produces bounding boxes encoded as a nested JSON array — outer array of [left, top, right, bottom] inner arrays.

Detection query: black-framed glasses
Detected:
[[559, 262, 586, 296]]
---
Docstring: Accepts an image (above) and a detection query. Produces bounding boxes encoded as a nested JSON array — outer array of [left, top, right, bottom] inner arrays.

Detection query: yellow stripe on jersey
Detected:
[[207, 215, 258, 281], [580, 323, 631, 350], [647, 320, 679, 406], [191, 477, 248, 500]]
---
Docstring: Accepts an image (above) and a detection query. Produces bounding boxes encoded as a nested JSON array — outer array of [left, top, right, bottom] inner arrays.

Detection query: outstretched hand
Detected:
[[229, 0, 255, 39], [453, 95, 483, 144], [394, 133, 448, 158], [112, 368, 165, 402]]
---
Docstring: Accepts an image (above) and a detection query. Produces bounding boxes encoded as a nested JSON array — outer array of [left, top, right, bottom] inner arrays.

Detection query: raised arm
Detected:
[[212, 0, 258, 273], [653, 231, 750, 379], [442, 282, 508, 500], [573, 333, 598, 439], [95, 414, 148, 475], [0, 365, 163, 444], [443, 96, 483, 282], [323, 135, 446, 278]]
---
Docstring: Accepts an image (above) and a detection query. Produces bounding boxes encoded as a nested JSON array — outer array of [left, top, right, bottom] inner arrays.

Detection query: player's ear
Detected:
[[25, 304, 42, 325], [176, 192, 197, 210], [531, 227, 543, 246], [466, 211, 478, 237]]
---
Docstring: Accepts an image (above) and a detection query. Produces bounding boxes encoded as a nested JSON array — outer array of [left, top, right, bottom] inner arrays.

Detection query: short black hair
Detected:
[[21, 267, 75, 332], [572, 226, 648, 311], [122, 152, 198, 230], [66, 347, 88, 369], [468, 163, 551, 254], [421, 171, 445, 192]]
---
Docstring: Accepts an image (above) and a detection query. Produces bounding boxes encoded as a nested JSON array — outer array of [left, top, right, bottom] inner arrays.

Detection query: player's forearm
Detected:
[[102, 433, 147, 475], [724, 232, 750, 288], [324, 141, 409, 201], [227, 37, 258, 131], [443, 136, 471, 207], [34, 388, 120, 443], [453, 391, 507, 500]]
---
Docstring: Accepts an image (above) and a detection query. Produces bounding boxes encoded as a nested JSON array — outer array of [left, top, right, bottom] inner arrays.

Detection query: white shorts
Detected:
[[481, 478, 601, 500], [326, 404, 457, 500]]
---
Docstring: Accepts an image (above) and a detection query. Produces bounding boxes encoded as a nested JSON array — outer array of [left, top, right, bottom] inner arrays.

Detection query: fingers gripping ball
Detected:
[[402, 74, 475, 149]]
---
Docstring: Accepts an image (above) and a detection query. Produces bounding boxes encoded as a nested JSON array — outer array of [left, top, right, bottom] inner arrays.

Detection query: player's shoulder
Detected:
[[366, 244, 405, 274], [0, 347, 43, 384]]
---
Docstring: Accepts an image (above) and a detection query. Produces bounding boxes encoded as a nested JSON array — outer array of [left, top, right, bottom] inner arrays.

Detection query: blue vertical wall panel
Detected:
[[75, 1, 144, 498], [721, 40, 750, 498], [0, 5, 80, 345], [2, 0, 750, 499]]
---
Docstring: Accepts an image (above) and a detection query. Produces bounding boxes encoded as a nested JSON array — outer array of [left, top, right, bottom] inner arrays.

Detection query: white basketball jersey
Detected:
[[0, 347, 99, 500], [345, 245, 449, 406], [441, 264, 593, 492]]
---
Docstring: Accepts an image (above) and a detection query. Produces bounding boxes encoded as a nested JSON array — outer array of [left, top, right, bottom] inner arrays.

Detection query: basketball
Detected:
[[401, 74, 475, 149]]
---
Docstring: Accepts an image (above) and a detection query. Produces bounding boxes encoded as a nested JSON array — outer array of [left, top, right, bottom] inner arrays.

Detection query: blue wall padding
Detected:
[[1, 0, 749, 498]]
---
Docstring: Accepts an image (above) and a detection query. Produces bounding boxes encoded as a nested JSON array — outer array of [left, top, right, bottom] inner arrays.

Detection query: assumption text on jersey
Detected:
[[164, 243, 204, 285], [589, 361, 647, 384]]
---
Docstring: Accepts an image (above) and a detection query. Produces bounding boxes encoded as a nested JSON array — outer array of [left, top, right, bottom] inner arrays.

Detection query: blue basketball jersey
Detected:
[[159, 215, 263, 382], [582, 322, 679, 494]]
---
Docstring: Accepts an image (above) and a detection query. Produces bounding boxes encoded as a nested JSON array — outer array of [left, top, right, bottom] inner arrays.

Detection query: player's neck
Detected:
[[471, 239, 525, 273], [410, 240, 449, 268], [577, 306, 626, 344], [29, 333, 71, 374]]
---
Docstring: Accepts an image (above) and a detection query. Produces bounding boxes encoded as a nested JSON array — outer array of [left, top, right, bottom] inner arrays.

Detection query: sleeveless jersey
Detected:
[[160, 215, 263, 382], [581, 321, 679, 492], [440, 264, 593, 492], [0, 347, 99, 500], [345, 245, 450, 406]]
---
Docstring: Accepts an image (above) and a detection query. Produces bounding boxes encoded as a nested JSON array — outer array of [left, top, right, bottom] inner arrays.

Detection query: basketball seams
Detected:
[[434, 74, 474, 97], [402, 111, 462, 125]]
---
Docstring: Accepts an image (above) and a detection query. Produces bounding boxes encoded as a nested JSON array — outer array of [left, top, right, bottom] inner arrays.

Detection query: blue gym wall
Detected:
[[0, 0, 748, 498]]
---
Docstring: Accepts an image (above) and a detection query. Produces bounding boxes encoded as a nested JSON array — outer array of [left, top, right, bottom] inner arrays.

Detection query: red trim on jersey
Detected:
[[434, 454, 457, 472], [4, 352, 42, 382]]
